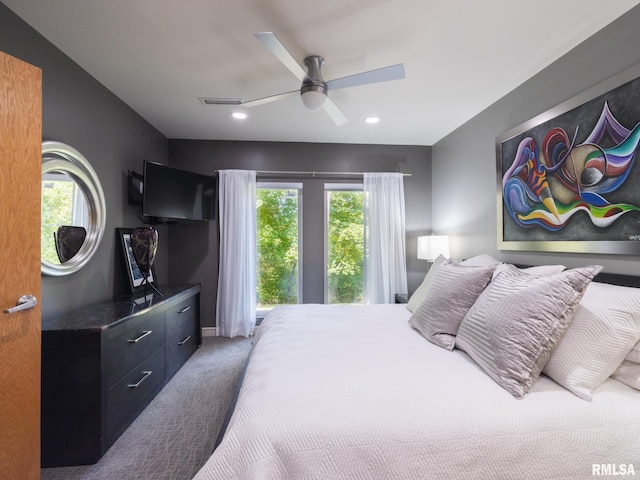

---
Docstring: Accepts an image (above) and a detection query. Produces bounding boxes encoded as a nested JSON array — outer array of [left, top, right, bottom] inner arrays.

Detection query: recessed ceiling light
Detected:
[[365, 116, 380, 124], [231, 111, 247, 120]]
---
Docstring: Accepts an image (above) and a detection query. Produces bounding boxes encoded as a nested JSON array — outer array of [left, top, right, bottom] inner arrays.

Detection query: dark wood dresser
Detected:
[[41, 284, 201, 467]]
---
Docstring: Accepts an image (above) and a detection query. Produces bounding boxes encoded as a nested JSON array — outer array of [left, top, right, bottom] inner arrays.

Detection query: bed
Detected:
[[194, 258, 640, 479]]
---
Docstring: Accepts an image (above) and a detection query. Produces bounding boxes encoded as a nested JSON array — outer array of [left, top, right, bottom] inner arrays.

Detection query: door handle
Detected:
[[3, 294, 38, 314]]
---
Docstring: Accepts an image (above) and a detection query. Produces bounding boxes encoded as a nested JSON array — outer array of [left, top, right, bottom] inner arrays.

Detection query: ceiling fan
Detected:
[[240, 32, 406, 125]]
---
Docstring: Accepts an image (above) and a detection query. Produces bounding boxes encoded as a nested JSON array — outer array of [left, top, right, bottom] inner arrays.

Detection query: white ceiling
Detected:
[[4, 0, 640, 146]]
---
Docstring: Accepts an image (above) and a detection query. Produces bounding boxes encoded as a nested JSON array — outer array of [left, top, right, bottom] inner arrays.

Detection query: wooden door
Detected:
[[0, 51, 43, 480]]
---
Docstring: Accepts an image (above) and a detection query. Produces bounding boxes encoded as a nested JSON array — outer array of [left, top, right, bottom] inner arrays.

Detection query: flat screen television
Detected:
[[142, 161, 216, 221]]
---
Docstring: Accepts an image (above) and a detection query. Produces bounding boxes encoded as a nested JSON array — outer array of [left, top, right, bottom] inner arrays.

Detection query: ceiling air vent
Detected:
[[198, 97, 242, 105]]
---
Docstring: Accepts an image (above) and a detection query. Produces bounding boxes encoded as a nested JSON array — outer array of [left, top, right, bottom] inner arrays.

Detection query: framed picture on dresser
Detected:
[[117, 228, 156, 293]]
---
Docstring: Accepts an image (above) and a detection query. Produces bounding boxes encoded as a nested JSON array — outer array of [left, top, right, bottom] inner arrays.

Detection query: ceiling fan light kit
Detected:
[[301, 84, 327, 111]]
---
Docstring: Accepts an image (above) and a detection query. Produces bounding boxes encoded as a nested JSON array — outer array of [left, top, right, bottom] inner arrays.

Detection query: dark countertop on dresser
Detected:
[[42, 284, 201, 333]]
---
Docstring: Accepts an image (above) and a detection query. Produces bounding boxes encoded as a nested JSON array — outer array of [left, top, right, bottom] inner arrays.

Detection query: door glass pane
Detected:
[[256, 187, 300, 310], [327, 190, 364, 304]]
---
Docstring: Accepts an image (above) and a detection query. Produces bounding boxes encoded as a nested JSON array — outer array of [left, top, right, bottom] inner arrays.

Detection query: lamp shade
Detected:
[[417, 235, 450, 260]]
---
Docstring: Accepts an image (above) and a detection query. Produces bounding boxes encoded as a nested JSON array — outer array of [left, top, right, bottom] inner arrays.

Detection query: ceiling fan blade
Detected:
[[254, 32, 307, 82], [326, 63, 405, 91], [241, 90, 299, 107], [322, 97, 349, 126]]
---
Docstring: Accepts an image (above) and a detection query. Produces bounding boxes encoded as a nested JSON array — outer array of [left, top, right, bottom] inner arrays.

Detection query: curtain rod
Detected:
[[216, 170, 411, 178]]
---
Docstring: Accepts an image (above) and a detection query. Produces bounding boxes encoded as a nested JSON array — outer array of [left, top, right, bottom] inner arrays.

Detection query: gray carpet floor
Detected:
[[41, 335, 253, 480]]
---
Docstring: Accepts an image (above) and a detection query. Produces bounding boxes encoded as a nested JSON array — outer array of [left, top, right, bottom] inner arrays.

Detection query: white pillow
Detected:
[[406, 254, 446, 313], [612, 360, 640, 390], [626, 341, 640, 363], [543, 281, 640, 400], [459, 254, 501, 267]]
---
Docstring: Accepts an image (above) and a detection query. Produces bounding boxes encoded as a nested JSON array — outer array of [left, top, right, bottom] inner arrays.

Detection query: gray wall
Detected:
[[167, 140, 431, 328], [432, 4, 640, 275], [0, 3, 430, 326], [8, 0, 639, 324], [0, 3, 169, 321]]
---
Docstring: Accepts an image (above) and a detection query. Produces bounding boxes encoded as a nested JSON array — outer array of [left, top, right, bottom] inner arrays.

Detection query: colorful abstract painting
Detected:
[[497, 65, 640, 254]]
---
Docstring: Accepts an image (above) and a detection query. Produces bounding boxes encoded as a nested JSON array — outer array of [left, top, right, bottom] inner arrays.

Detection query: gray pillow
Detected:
[[406, 254, 446, 313], [408, 259, 496, 350], [455, 263, 602, 399]]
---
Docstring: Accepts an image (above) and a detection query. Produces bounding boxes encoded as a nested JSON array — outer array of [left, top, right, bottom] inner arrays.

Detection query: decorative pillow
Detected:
[[543, 281, 640, 400], [455, 263, 602, 399], [459, 254, 501, 267], [406, 254, 446, 313], [612, 361, 640, 390], [521, 264, 566, 275], [490, 264, 566, 281], [408, 259, 496, 350], [627, 341, 640, 363]]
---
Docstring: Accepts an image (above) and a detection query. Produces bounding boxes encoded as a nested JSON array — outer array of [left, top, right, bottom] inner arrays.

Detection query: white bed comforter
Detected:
[[194, 304, 640, 480]]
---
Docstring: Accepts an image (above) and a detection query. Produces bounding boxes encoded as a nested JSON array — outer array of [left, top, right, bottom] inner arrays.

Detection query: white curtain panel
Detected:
[[363, 172, 408, 304], [216, 170, 257, 338]]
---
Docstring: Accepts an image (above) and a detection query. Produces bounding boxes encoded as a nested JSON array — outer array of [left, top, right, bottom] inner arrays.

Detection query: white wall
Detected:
[[432, 4, 640, 274]]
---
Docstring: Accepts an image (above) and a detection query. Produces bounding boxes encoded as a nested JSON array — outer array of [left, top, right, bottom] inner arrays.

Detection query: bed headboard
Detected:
[[594, 271, 640, 288]]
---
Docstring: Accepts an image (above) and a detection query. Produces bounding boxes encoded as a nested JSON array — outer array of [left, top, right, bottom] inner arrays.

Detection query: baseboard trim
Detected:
[[202, 327, 218, 337], [201, 326, 258, 337]]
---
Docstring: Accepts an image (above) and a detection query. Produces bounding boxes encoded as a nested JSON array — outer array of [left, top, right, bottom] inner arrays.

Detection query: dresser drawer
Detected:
[[167, 296, 196, 323], [166, 296, 198, 378], [106, 346, 166, 444], [103, 310, 166, 388], [166, 318, 198, 378]]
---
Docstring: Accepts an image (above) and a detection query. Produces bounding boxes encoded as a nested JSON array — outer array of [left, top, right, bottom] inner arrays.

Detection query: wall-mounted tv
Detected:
[[142, 160, 216, 221]]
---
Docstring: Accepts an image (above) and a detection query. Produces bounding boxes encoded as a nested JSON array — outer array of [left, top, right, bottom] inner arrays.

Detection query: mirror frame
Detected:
[[41, 141, 107, 276]]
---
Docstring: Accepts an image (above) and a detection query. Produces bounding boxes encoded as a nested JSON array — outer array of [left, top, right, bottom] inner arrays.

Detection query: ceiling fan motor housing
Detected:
[[300, 55, 328, 110]]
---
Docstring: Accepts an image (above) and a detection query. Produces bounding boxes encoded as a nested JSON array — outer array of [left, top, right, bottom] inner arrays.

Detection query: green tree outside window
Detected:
[[327, 191, 364, 304], [41, 179, 76, 263], [257, 188, 299, 308], [256, 186, 364, 309]]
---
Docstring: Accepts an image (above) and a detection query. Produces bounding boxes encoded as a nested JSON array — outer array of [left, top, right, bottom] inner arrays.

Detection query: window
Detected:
[[325, 184, 364, 304], [41, 172, 88, 264], [256, 183, 302, 313]]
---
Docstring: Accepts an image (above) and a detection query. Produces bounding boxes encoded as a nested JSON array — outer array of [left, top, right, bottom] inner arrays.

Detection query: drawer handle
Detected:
[[127, 330, 152, 344], [178, 335, 192, 346], [178, 306, 191, 314], [128, 370, 152, 389]]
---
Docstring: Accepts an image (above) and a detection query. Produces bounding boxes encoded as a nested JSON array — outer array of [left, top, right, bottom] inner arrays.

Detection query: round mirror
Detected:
[[41, 141, 106, 276]]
